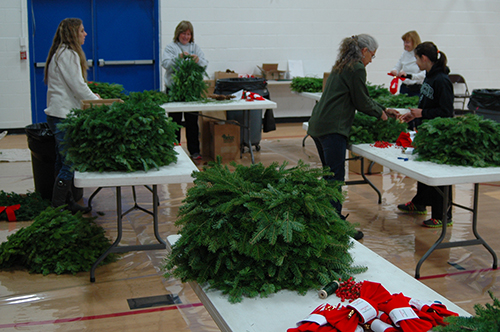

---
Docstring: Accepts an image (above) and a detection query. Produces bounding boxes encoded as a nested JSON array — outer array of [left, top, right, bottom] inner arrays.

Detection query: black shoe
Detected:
[[353, 230, 364, 240], [397, 201, 427, 214]]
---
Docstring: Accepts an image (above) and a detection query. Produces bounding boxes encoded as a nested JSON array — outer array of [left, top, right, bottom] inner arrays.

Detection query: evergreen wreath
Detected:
[[0, 191, 49, 221], [164, 159, 367, 303], [167, 54, 209, 102]]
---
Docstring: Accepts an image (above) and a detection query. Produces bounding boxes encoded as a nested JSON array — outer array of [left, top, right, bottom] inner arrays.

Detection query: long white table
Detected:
[[350, 144, 499, 278], [74, 146, 198, 282], [161, 99, 277, 163], [167, 234, 470, 332]]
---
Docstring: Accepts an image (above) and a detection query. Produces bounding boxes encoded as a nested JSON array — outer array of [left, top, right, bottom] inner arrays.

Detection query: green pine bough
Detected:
[[413, 114, 500, 167], [0, 207, 116, 275], [168, 54, 209, 102], [60, 97, 181, 172], [434, 291, 500, 331], [290, 77, 323, 93], [349, 113, 408, 145], [0, 191, 50, 221], [87, 81, 128, 100], [164, 159, 367, 303]]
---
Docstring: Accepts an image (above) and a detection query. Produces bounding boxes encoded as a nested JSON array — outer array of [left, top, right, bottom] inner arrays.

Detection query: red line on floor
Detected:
[[0, 302, 204, 329], [418, 267, 497, 280]]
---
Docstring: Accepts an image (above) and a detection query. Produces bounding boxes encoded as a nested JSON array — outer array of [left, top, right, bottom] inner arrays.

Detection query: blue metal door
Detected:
[[28, 0, 160, 123]]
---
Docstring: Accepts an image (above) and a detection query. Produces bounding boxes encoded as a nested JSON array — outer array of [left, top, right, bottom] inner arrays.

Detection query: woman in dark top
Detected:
[[398, 42, 454, 227], [308, 34, 398, 239]]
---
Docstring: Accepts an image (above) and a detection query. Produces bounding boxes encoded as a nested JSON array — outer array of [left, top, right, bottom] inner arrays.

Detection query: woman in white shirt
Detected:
[[44, 18, 100, 213], [390, 30, 425, 97]]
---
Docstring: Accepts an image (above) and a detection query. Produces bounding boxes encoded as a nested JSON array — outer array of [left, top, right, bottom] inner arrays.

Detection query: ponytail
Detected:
[[414, 41, 448, 73], [333, 34, 378, 73]]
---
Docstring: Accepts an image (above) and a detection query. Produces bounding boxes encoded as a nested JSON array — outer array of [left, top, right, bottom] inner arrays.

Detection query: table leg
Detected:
[[345, 157, 382, 204], [90, 185, 167, 282], [245, 109, 255, 164], [90, 186, 124, 282], [415, 184, 498, 279]]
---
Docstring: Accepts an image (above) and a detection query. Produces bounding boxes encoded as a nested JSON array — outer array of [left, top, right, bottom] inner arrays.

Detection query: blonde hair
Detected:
[[173, 21, 194, 43], [44, 18, 88, 84], [401, 31, 421, 50]]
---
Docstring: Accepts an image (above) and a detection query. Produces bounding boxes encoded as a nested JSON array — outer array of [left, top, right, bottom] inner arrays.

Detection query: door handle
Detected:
[[98, 59, 154, 66], [35, 59, 94, 68]]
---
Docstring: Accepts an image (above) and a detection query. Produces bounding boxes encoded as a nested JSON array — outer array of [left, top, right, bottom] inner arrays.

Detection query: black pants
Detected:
[[168, 112, 200, 156], [412, 182, 453, 220]]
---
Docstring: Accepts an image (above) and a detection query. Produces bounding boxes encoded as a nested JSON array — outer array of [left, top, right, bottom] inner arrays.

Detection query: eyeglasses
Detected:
[[370, 51, 376, 60]]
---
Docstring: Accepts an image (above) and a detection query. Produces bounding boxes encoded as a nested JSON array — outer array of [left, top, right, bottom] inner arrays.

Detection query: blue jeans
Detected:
[[312, 133, 347, 216], [46, 115, 74, 181]]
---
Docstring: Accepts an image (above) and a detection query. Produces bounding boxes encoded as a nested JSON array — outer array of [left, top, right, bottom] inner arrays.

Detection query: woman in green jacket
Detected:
[[308, 34, 398, 236]]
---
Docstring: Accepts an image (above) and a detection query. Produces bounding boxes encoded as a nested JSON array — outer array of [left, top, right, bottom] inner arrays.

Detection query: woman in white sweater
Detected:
[[44, 18, 100, 213], [390, 30, 425, 97]]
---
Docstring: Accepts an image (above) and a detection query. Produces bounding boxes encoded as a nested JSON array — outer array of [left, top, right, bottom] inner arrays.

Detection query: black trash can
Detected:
[[468, 89, 500, 122], [214, 78, 271, 151], [25, 123, 83, 202]]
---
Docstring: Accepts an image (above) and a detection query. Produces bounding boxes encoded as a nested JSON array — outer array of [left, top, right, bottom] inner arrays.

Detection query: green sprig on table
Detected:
[[164, 159, 367, 303]]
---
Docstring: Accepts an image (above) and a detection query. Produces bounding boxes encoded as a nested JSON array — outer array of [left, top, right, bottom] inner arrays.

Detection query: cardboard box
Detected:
[[209, 121, 240, 162], [200, 111, 227, 157], [204, 79, 215, 95], [81, 99, 123, 110], [348, 152, 383, 174], [259, 64, 286, 80], [323, 72, 330, 92], [214, 71, 238, 81]]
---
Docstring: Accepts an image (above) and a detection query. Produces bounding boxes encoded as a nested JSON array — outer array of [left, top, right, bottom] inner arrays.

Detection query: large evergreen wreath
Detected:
[[164, 160, 367, 303]]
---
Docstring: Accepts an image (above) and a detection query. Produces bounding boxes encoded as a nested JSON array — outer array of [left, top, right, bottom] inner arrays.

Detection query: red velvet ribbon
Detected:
[[395, 132, 413, 148], [387, 73, 406, 95], [0, 204, 21, 222]]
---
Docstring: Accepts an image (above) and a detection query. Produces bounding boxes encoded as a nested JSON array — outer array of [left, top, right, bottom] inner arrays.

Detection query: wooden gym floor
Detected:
[[0, 122, 499, 331]]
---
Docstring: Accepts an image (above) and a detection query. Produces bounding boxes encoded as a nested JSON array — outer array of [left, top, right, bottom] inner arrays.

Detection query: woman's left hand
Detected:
[[385, 108, 400, 118], [191, 54, 199, 63]]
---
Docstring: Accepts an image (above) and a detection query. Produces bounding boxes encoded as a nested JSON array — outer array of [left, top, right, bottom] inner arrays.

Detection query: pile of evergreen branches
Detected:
[[413, 114, 500, 167], [60, 96, 180, 172], [164, 160, 367, 303], [290, 77, 323, 93], [0, 207, 116, 275]]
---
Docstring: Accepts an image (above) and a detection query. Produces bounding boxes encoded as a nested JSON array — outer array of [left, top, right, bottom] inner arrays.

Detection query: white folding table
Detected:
[[167, 234, 470, 332], [161, 99, 277, 163], [350, 144, 499, 278], [74, 146, 199, 282]]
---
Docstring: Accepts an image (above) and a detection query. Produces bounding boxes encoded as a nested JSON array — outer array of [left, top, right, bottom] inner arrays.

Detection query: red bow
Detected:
[[288, 303, 337, 332], [378, 293, 433, 332], [242, 91, 265, 101], [326, 281, 393, 332], [409, 298, 458, 326], [387, 73, 406, 95], [0, 204, 21, 222], [395, 132, 413, 148]]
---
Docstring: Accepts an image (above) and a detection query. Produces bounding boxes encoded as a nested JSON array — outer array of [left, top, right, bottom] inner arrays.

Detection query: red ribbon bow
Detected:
[[242, 91, 265, 101], [0, 204, 21, 222], [387, 73, 406, 95], [378, 293, 433, 332], [325, 281, 393, 332], [395, 132, 413, 148]]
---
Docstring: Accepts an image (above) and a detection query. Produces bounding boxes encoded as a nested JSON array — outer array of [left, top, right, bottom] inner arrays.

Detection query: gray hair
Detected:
[[332, 34, 378, 72]]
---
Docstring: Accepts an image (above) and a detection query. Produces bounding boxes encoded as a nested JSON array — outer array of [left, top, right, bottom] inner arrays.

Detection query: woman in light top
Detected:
[[44, 18, 100, 214], [390, 30, 425, 97], [161, 21, 208, 160]]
